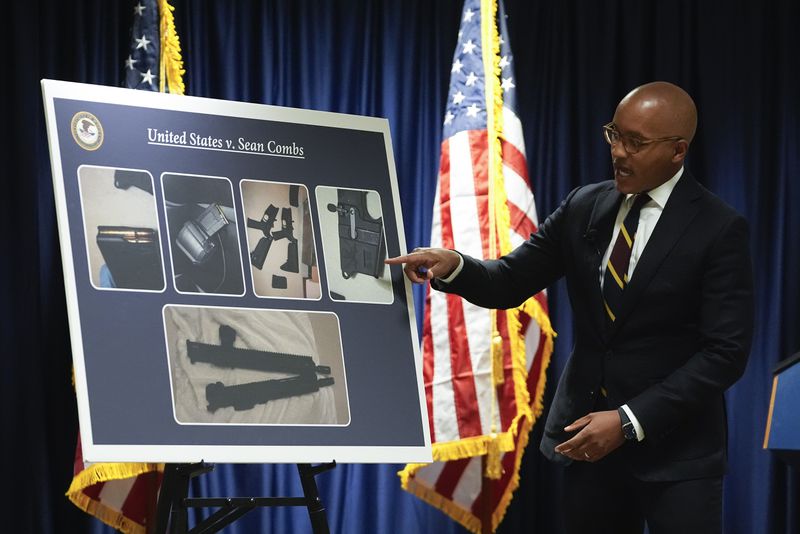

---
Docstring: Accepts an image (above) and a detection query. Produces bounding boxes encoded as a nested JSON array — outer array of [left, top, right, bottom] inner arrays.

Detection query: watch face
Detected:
[[623, 422, 637, 441]]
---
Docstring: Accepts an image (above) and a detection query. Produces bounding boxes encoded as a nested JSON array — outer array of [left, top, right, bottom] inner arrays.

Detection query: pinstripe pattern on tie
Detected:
[[602, 193, 651, 323]]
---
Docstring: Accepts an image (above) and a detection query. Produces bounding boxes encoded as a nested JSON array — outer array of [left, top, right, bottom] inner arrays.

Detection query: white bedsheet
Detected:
[[164, 306, 336, 425]]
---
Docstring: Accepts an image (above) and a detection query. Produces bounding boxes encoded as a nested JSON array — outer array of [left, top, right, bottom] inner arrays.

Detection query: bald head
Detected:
[[618, 81, 697, 143], [609, 82, 697, 193]]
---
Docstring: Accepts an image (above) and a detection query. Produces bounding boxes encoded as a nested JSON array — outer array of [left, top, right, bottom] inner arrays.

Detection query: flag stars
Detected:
[[466, 103, 481, 117], [452, 58, 464, 73], [461, 40, 477, 55], [452, 91, 466, 105], [463, 9, 475, 22], [124, 55, 137, 71], [499, 55, 511, 69], [465, 71, 478, 87], [140, 69, 156, 86], [133, 2, 145, 16], [501, 77, 516, 92], [444, 111, 455, 125], [135, 34, 151, 51]]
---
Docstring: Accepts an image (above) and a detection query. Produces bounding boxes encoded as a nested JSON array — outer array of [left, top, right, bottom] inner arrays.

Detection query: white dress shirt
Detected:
[[599, 168, 683, 289], [602, 167, 684, 441]]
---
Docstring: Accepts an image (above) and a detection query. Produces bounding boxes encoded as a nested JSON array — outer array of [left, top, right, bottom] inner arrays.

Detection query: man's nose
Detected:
[[610, 140, 627, 159]]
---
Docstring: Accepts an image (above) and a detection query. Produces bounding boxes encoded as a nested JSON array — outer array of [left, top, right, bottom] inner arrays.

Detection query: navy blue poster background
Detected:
[[53, 96, 425, 448]]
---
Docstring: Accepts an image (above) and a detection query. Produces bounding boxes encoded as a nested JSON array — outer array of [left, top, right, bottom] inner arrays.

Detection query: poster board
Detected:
[[41, 79, 431, 464]]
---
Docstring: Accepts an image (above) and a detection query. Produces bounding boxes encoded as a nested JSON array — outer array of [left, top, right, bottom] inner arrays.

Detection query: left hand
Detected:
[[553, 410, 626, 463]]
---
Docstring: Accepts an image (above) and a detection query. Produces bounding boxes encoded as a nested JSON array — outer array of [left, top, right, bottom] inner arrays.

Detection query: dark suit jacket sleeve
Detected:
[[432, 186, 582, 309], [626, 214, 754, 442]]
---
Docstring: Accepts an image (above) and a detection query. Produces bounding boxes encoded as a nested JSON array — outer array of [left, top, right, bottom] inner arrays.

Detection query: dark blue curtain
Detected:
[[5, 1, 798, 533]]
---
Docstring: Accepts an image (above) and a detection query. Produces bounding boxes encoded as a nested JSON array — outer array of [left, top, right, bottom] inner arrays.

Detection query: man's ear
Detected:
[[672, 140, 689, 163]]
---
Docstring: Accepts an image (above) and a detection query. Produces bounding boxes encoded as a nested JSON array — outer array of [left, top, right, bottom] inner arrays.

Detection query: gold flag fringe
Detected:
[[480, 0, 507, 482], [67, 462, 163, 534], [158, 0, 185, 94]]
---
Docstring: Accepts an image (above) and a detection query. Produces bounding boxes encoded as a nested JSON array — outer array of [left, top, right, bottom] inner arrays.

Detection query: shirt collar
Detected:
[[625, 167, 684, 209]]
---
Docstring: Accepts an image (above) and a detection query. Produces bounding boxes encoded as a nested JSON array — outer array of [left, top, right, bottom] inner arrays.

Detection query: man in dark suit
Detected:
[[386, 81, 754, 533]]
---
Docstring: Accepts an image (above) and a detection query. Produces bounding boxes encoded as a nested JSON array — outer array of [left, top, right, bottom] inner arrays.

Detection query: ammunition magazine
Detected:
[[96, 226, 164, 289]]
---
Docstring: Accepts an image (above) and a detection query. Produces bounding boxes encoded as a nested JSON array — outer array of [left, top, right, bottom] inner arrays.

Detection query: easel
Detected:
[[153, 461, 337, 534]]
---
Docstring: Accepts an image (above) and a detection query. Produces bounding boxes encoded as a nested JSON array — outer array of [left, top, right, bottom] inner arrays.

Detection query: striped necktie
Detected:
[[602, 193, 651, 323]]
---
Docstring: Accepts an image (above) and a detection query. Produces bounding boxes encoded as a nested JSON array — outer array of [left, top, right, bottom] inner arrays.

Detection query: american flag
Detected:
[[124, 0, 160, 91], [124, 0, 185, 94], [399, 0, 553, 532], [66, 2, 183, 532]]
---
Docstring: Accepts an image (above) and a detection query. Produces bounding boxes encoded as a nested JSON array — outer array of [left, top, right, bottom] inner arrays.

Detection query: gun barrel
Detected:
[[187, 340, 324, 375], [205, 374, 334, 412]]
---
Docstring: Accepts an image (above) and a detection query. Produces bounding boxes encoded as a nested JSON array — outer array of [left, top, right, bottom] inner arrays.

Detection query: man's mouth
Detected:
[[614, 166, 632, 177]]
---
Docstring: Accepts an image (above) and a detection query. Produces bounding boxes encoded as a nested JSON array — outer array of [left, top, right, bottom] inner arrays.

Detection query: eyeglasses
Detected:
[[602, 122, 683, 154]]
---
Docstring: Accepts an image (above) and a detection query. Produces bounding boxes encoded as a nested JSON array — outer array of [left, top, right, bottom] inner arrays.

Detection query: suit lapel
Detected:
[[608, 174, 702, 338], [583, 186, 623, 340]]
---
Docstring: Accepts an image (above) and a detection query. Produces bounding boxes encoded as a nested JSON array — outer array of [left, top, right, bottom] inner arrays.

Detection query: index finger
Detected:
[[385, 254, 415, 265]]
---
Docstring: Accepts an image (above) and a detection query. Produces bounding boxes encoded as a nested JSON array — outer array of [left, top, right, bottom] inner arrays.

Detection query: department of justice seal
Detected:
[[70, 111, 104, 151]]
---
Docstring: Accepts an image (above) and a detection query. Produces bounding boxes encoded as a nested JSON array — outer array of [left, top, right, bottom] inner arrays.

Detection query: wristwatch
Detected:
[[618, 407, 637, 441]]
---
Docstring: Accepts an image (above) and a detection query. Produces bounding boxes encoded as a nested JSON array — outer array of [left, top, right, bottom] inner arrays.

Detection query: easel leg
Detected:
[[297, 463, 334, 534], [154, 464, 179, 534], [154, 463, 213, 534], [169, 466, 192, 534], [154, 462, 335, 534]]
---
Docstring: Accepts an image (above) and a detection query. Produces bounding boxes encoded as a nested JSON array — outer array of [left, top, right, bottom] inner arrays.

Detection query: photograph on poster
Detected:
[[315, 186, 392, 304], [163, 305, 349, 426], [240, 180, 321, 299], [161, 173, 245, 296], [77, 165, 165, 291]]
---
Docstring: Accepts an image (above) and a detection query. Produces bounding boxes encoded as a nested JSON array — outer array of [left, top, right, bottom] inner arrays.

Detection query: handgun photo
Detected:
[[327, 189, 386, 279]]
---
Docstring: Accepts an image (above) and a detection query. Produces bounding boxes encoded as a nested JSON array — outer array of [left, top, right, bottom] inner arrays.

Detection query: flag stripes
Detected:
[[399, 1, 554, 531]]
